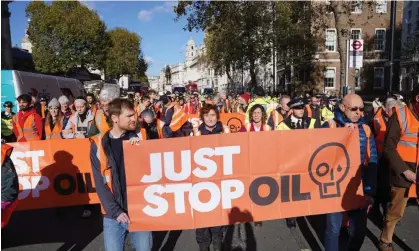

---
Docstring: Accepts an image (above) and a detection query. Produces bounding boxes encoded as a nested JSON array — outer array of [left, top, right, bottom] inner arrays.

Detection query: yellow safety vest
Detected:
[[276, 119, 316, 130]]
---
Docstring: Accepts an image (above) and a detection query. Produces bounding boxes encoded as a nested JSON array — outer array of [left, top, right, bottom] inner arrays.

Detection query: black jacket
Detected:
[[304, 105, 321, 128], [198, 121, 225, 135], [90, 131, 138, 219]]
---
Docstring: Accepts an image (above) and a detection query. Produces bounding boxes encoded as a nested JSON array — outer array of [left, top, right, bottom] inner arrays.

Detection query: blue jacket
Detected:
[[322, 109, 378, 196]]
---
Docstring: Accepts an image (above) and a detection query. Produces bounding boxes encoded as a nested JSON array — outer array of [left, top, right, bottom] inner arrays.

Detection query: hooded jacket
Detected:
[[322, 109, 378, 196]]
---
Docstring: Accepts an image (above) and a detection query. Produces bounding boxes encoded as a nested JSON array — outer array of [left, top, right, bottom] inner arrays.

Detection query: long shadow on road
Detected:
[[2, 205, 102, 251]]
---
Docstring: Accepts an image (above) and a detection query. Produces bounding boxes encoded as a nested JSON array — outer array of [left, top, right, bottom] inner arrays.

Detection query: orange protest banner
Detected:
[[8, 130, 417, 215], [187, 113, 245, 133], [125, 128, 366, 231], [10, 139, 100, 210]]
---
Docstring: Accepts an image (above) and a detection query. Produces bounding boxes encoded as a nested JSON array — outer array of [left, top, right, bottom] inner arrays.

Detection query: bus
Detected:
[[186, 82, 198, 93]]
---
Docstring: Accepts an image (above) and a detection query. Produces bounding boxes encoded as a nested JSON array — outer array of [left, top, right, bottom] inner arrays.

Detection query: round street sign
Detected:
[[352, 40, 362, 50]]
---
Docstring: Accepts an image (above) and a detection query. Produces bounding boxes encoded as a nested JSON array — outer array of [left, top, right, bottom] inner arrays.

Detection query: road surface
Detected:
[[2, 202, 418, 251]]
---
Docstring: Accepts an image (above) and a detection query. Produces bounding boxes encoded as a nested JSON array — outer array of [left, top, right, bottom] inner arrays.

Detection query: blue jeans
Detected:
[[324, 208, 368, 251], [103, 217, 152, 251]]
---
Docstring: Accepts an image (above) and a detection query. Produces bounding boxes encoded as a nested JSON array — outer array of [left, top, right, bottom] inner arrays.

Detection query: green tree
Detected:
[[175, 1, 272, 88], [26, 1, 109, 73], [132, 53, 149, 83], [105, 27, 141, 79]]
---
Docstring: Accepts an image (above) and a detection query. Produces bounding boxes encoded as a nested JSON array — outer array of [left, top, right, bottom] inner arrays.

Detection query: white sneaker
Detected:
[[82, 209, 92, 218]]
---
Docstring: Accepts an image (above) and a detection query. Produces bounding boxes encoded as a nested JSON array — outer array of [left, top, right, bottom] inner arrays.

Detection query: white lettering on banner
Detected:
[[193, 148, 217, 178], [11, 150, 45, 174], [189, 182, 221, 212], [140, 146, 243, 217], [142, 180, 245, 217], [11, 151, 50, 200], [18, 176, 50, 200], [141, 146, 241, 183]]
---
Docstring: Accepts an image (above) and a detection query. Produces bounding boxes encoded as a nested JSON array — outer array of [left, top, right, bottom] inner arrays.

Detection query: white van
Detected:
[[1, 70, 85, 112]]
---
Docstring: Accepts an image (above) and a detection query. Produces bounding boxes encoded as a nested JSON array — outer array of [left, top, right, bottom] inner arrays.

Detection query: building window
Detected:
[[374, 67, 384, 89], [375, 29, 386, 51], [325, 29, 336, 52], [191, 52, 194, 57], [376, 0, 387, 13], [408, 23, 412, 34], [215, 78, 218, 86], [207, 79, 210, 86], [351, 29, 362, 40], [408, 10, 412, 20], [355, 69, 362, 89], [324, 68, 336, 88], [350, 0, 363, 13]]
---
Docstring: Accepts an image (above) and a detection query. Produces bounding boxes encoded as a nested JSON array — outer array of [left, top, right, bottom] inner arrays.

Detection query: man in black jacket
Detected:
[[90, 98, 152, 251]]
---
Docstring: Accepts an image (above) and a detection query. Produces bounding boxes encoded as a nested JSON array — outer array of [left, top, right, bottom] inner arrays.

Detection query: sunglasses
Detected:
[[345, 105, 364, 112]]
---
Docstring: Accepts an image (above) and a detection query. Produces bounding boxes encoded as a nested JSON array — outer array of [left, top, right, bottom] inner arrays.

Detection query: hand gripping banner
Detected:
[[125, 128, 368, 231]]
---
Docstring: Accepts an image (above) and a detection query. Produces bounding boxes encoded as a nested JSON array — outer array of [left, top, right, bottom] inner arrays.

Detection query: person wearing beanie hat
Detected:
[[246, 87, 271, 123], [58, 95, 73, 131], [48, 98, 60, 109], [63, 95, 94, 139], [45, 98, 64, 140], [87, 86, 119, 139]]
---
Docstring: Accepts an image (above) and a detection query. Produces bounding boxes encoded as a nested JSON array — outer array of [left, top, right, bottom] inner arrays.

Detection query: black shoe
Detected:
[[286, 218, 297, 228]]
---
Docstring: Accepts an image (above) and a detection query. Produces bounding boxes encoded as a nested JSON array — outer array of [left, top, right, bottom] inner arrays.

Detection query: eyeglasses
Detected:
[[345, 105, 364, 112]]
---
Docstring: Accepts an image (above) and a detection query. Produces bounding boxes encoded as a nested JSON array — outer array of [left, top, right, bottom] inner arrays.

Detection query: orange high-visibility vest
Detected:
[[372, 109, 387, 154], [270, 110, 291, 127], [41, 103, 46, 119], [245, 123, 272, 132], [393, 105, 419, 164], [305, 104, 312, 117], [90, 105, 98, 115], [220, 100, 230, 114], [91, 129, 113, 216], [91, 111, 111, 216], [166, 102, 188, 132], [139, 119, 164, 140], [15, 114, 41, 142], [44, 119, 63, 140], [1, 144, 13, 166]]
